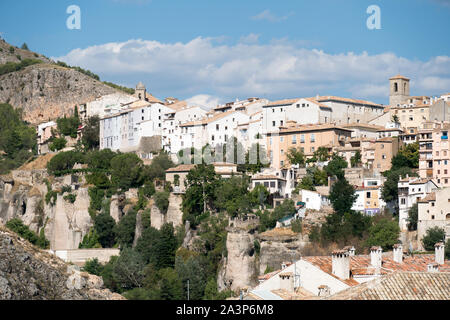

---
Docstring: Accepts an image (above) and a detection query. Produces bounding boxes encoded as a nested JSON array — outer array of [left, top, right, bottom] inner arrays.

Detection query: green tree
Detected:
[[422, 227, 445, 251], [407, 203, 418, 231], [142, 152, 175, 181], [112, 248, 145, 291], [296, 175, 316, 191], [154, 191, 170, 214], [135, 226, 161, 265], [49, 137, 67, 151], [0, 104, 37, 174], [56, 111, 80, 139], [155, 223, 178, 269], [114, 210, 137, 249], [182, 164, 220, 226], [313, 147, 330, 162], [79, 228, 102, 248], [329, 176, 357, 215], [20, 43, 29, 50], [214, 176, 252, 217], [175, 255, 208, 300], [81, 115, 100, 151], [94, 212, 116, 248], [46, 151, 85, 175], [392, 142, 419, 170], [83, 258, 104, 276], [110, 153, 144, 190], [381, 167, 416, 214], [325, 153, 348, 178], [248, 184, 270, 209], [286, 147, 305, 167], [154, 268, 184, 300], [86, 149, 116, 170], [350, 150, 362, 168], [366, 217, 400, 250]]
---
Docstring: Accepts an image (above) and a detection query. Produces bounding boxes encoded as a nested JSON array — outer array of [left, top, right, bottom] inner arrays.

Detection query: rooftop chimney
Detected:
[[279, 272, 294, 292], [427, 263, 439, 273], [332, 250, 350, 280], [343, 246, 356, 256], [393, 244, 403, 263], [318, 285, 331, 297], [435, 242, 445, 265], [370, 246, 383, 270]]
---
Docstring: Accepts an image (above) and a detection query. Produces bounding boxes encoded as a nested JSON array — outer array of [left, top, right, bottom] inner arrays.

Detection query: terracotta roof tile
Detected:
[[326, 272, 450, 300]]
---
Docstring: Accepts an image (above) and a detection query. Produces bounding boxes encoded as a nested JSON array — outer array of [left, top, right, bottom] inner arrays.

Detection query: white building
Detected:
[[80, 92, 138, 121], [261, 98, 332, 135], [162, 101, 209, 155], [99, 99, 176, 153], [178, 110, 250, 153], [297, 189, 330, 211], [398, 177, 438, 231], [236, 111, 264, 151]]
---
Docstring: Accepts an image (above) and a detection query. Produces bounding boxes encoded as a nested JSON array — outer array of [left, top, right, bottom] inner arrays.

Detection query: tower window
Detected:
[[394, 83, 398, 92]]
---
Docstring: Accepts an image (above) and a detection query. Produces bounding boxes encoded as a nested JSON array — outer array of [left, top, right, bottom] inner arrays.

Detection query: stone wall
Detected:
[[51, 249, 120, 266]]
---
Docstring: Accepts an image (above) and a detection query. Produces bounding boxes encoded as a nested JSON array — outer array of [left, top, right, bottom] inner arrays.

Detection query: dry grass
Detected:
[[18, 153, 55, 171]]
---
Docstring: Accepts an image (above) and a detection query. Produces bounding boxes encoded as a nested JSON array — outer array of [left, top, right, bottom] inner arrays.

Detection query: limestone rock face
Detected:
[[0, 63, 117, 124], [150, 193, 183, 230], [49, 188, 92, 250], [0, 171, 94, 251], [218, 230, 258, 292], [257, 229, 308, 274], [0, 227, 124, 300]]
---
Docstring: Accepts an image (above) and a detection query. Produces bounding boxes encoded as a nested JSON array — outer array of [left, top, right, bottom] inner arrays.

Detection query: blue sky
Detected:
[[1, 0, 449, 106]]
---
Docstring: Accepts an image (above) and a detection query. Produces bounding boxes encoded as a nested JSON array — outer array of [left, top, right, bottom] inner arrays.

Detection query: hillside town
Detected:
[[20, 72, 450, 300]]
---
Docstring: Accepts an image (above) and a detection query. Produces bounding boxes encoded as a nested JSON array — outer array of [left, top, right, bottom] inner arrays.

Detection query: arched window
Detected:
[[394, 82, 398, 92], [446, 213, 450, 222]]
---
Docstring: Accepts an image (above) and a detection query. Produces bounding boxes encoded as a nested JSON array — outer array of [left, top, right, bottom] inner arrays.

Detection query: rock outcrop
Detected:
[[0, 63, 117, 124], [0, 226, 124, 300], [218, 216, 260, 292], [257, 228, 308, 275], [0, 166, 94, 251], [150, 193, 183, 230]]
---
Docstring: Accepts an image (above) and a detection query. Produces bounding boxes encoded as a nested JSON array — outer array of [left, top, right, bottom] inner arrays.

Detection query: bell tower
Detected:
[[389, 75, 410, 107], [135, 82, 147, 101]]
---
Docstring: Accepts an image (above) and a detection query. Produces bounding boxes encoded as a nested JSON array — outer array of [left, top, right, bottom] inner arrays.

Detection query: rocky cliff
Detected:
[[257, 228, 308, 274], [0, 226, 124, 300], [0, 39, 120, 124], [0, 63, 117, 124], [217, 217, 260, 292], [150, 193, 183, 230]]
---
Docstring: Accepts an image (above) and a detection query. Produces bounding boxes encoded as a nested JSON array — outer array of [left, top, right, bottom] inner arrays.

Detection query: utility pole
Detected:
[[187, 280, 190, 301]]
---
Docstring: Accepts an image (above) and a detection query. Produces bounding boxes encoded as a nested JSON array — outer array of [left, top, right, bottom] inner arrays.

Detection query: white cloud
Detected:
[[251, 9, 294, 23], [53, 38, 450, 103], [186, 94, 221, 109]]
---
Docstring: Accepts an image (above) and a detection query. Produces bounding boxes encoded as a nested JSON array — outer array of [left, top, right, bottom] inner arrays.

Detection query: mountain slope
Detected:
[[0, 39, 121, 124], [0, 226, 124, 300]]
